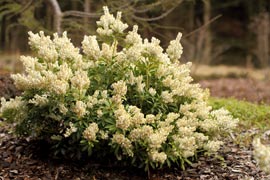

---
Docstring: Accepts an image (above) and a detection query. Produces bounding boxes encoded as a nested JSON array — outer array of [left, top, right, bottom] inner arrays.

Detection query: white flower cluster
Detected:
[[59, 103, 68, 115], [96, 6, 128, 36], [125, 25, 142, 45], [82, 35, 101, 60], [112, 80, 127, 97], [12, 31, 90, 97], [29, 94, 49, 106], [166, 33, 183, 63], [0, 6, 238, 170], [253, 138, 270, 174], [129, 125, 154, 141], [149, 150, 167, 164], [112, 133, 133, 157], [0, 97, 28, 122], [204, 140, 224, 153], [64, 122, 78, 137], [28, 31, 82, 62], [114, 105, 131, 130], [1, 97, 25, 113], [73, 101, 87, 118], [83, 123, 99, 141], [28, 31, 58, 62], [71, 70, 90, 92]]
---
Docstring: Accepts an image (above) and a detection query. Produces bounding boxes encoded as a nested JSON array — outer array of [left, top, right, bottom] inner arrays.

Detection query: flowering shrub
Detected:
[[0, 7, 238, 170], [253, 138, 270, 174]]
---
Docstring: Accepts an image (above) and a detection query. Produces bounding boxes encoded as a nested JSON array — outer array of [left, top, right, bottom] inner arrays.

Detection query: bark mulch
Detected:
[[1, 74, 270, 179], [1, 125, 269, 180]]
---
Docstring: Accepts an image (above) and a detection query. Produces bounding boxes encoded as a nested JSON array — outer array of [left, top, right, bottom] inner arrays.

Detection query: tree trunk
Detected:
[[84, 0, 91, 27], [0, 16, 6, 51], [257, 13, 269, 79], [71, 0, 78, 10], [46, 0, 62, 34], [46, 6, 53, 30], [202, 0, 212, 64]]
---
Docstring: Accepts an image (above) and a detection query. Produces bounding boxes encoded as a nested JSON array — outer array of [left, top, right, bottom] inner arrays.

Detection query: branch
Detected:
[[109, 0, 132, 10], [3, 0, 34, 19], [131, 5, 177, 22], [16, 0, 33, 15], [151, 23, 183, 30], [130, 1, 162, 13], [63, 10, 101, 18], [184, 14, 222, 38]]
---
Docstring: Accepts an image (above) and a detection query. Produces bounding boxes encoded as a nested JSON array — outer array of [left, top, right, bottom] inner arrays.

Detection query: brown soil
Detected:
[[200, 78, 270, 104], [1, 74, 270, 179]]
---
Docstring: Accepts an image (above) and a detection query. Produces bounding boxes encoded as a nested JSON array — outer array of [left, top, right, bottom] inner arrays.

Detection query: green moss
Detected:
[[209, 97, 270, 130]]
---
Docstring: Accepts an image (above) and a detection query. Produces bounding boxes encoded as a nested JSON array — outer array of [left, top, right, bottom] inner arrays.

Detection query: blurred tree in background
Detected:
[[0, 0, 269, 68]]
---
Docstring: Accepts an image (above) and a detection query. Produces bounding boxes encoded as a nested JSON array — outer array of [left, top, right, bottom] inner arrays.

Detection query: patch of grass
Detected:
[[209, 97, 270, 130], [209, 97, 270, 146]]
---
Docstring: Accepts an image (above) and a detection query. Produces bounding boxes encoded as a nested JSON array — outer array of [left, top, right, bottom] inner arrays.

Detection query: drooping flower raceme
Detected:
[[0, 6, 238, 171]]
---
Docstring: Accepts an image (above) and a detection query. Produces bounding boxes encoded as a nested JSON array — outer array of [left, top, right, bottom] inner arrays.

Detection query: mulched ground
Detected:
[[1, 126, 269, 180], [1, 74, 270, 180]]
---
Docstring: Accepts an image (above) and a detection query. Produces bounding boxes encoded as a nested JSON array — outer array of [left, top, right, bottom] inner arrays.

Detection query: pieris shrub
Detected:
[[0, 7, 238, 170]]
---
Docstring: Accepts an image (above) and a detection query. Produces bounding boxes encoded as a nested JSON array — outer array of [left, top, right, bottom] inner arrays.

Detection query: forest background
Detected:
[[0, 0, 269, 70]]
